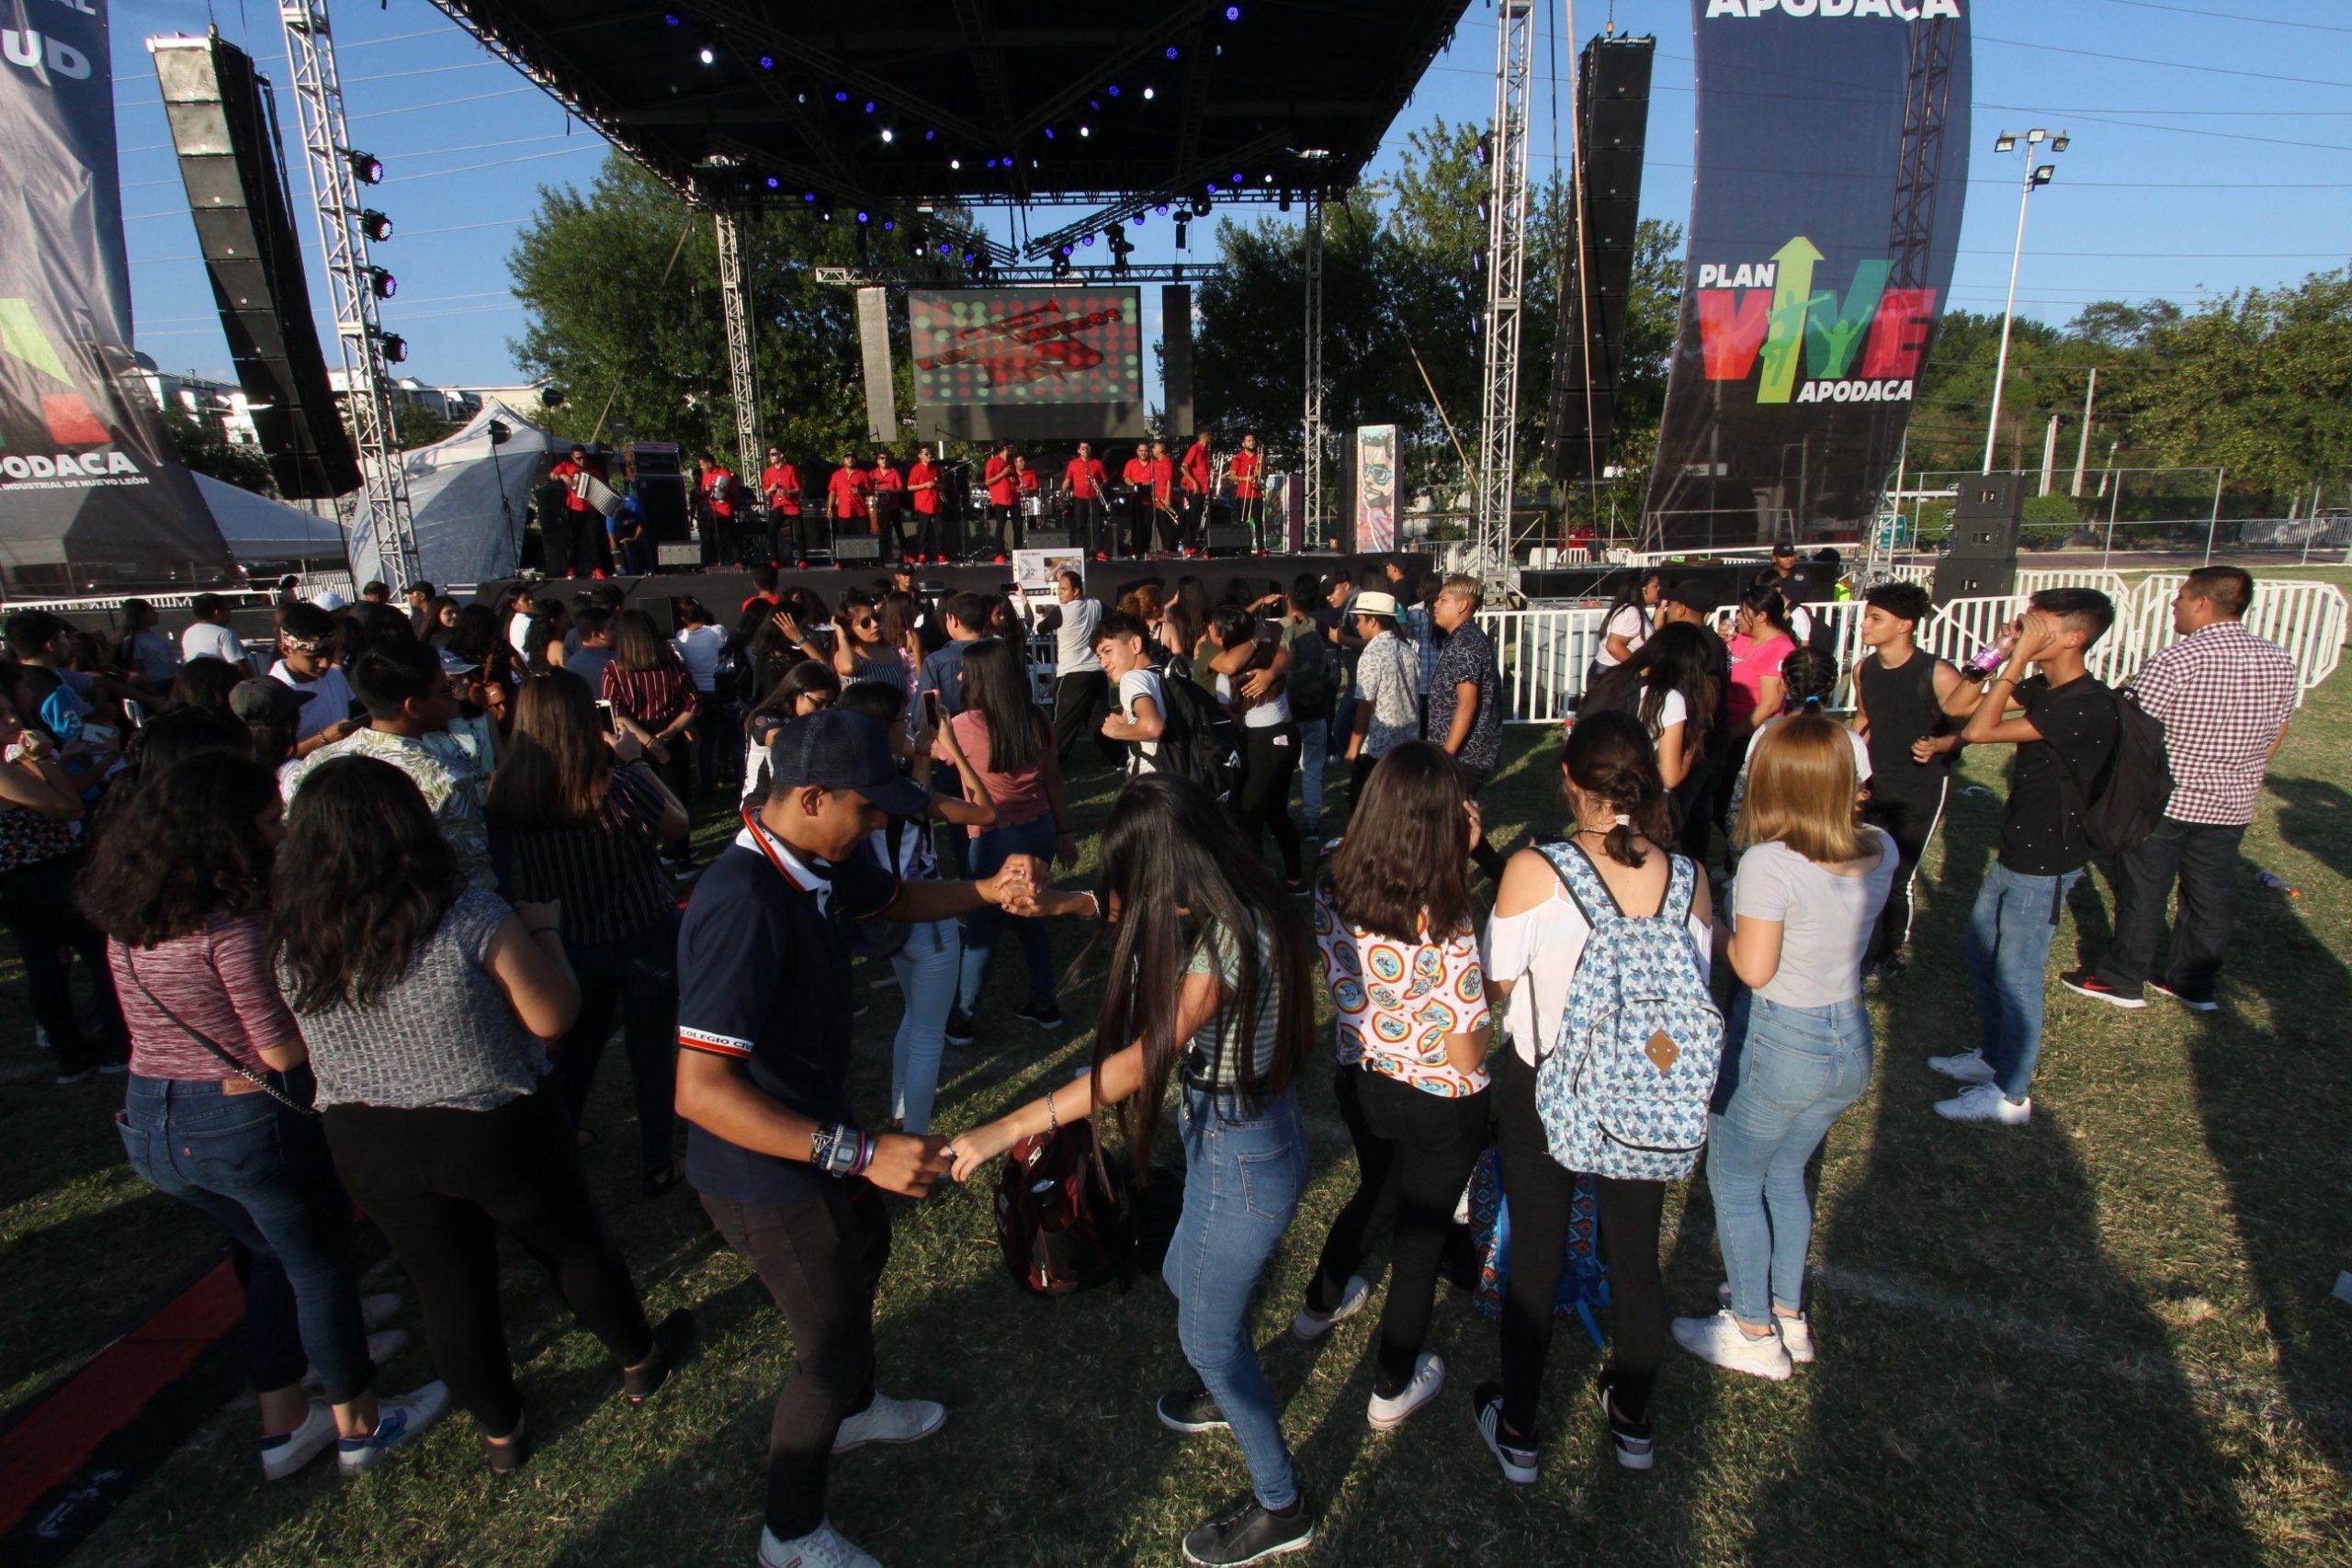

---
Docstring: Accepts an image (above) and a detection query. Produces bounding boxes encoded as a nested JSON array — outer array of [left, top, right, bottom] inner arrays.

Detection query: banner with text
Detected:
[[0, 0, 234, 590], [1644, 0, 1970, 548]]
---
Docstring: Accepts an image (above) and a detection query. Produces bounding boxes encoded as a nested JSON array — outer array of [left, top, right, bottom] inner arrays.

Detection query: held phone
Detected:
[[594, 698, 616, 734], [922, 689, 942, 730]]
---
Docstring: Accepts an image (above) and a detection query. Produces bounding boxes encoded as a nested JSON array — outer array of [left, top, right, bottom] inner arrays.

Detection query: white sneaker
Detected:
[[759, 1519, 882, 1568], [1935, 1083, 2031, 1125], [1927, 1048, 1996, 1084], [303, 1328, 408, 1391], [1714, 1283, 1815, 1365], [1291, 1275, 1370, 1341], [1366, 1353, 1445, 1431], [831, 1392, 945, 1454], [259, 1400, 337, 1482], [1672, 1311, 1792, 1381], [335, 1382, 449, 1476]]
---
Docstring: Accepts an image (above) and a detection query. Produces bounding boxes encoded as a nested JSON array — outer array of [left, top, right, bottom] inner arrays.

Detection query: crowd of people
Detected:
[[0, 554, 2300, 1568]]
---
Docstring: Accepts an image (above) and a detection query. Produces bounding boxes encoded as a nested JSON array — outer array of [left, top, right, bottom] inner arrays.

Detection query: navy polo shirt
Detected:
[[676, 826, 899, 1206]]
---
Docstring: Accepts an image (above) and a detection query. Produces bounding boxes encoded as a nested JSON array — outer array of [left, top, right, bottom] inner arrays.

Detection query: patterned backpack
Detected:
[[1533, 840, 1724, 1182]]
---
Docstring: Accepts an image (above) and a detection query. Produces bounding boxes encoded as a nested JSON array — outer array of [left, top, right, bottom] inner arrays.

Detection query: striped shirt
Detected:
[[111, 908, 297, 1079], [496, 761, 675, 947], [601, 660, 698, 729]]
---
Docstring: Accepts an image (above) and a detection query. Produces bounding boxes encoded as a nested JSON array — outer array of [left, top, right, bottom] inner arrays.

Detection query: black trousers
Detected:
[[541, 509, 574, 575], [568, 511, 610, 575], [1494, 1047, 1666, 1435], [1674, 752, 1724, 863], [1459, 763, 1510, 882], [1067, 497, 1103, 552], [1122, 490, 1155, 555], [2096, 816, 2246, 1003], [1178, 491, 1207, 549], [1233, 721, 1302, 880], [0, 853, 125, 1076], [984, 503, 1018, 554], [1860, 775, 1950, 964], [1307, 1067, 1488, 1395], [324, 1089, 653, 1435], [703, 1182, 891, 1541], [770, 512, 815, 565], [912, 506, 954, 560], [1053, 671, 1117, 766]]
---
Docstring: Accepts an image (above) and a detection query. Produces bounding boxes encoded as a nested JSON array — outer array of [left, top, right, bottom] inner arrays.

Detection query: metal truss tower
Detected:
[[713, 210, 763, 485], [1474, 0, 1535, 585], [278, 0, 419, 585], [1302, 197, 1325, 548]]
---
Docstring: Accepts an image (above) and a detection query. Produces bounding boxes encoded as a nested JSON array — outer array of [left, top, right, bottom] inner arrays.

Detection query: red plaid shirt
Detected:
[[2128, 619, 2295, 826]]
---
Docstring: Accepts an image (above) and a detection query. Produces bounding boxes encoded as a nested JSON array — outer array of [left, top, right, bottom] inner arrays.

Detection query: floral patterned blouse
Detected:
[[1314, 885, 1493, 1098]]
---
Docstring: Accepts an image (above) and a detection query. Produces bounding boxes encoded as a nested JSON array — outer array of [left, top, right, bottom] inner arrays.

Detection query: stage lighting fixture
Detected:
[[950, 158, 962, 170], [1155, 203, 1169, 215], [695, 33, 717, 65], [1108, 85, 1121, 96], [1079, 125, 1090, 137], [1132, 212, 1146, 226], [662, 11, 679, 24], [1060, 245, 1073, 256], [1142, 85, 1156, 99], [882, 219, 895, 231], [864, 101, 876, 114], [345, 149, 383, 185], [1226, 5, 1240, 17], [759, 55, 774, 69], [365, 265, 395, 299], [1476, 135, 1491, 166], [1230, 173, 1243, 185], [377, 332, 407, 364], [881, 128, 895, 142], [925, 129, 936, 141], [1080, 233, 1094, 246], [804, 192, 816, 201], [765, 175, 780, 189], [834, 91, 849, 102], [856, 210, 870, 224], [1197, 190, 1212, 209], [487, 418, 512, 446], [1166, 46, 1180, 59], [2027, 128, 2047, 144], [360, 209, 393, 242]]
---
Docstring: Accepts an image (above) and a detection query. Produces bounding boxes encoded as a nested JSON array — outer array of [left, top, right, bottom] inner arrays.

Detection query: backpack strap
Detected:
[[1532, 838, 1610, 932], [1662, 853, 1698, 926]]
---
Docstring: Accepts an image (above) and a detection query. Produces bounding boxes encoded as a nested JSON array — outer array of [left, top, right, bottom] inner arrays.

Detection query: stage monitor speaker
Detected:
[[1544, 32, 1657, 483], [833, 534, 883, 561], [1023, 528, 1073, 549], [1161, 286, 1195, 436], [153, 36, 359, 501], [1204, 524, 1253, 555]]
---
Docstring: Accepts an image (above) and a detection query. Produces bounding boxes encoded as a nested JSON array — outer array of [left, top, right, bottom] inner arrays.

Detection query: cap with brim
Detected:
[[1770, 544, 1797, 558], [1662, 580, 1718, 614], [230, 678, 314, 725], [766, 709, 929, 817], [1350, 590, 1402, 620]]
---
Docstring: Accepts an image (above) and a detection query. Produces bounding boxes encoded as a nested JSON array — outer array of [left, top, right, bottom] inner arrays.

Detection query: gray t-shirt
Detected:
[[1730, 829, 1897, 1009], [1051, 597, 1102, 676], [288, 887, 551, 1111]]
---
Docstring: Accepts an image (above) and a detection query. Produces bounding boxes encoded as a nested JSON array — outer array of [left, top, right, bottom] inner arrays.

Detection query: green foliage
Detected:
[[2019, 491, 2080, 526], [389, 406, 462, 450], [163, 410, 274, 494]]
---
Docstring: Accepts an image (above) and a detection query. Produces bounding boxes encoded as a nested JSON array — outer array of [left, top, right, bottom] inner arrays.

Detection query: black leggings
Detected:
[[1861, 776, 1949, 963], [324, 1089, 653, 1435], [1306, 1068, 1488, 1395], [1233, 721, 1302, 880], [703, 1182, 891, 1541], [1493, 1047, 1666, 1435]]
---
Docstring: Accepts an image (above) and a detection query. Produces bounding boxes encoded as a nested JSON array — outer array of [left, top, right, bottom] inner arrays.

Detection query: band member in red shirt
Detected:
[[981, 441, 1016, 553], [1118, 441, 1154, 558], [1179, 430, 1214, 555], [696, 454, 740, 565], [827, 453, 873, 542], [870, 449, 907, 558], [906, 445, 948, 563], [1062, 442, 1109, 557], [1147, 440, 1179, 555], [547, 444, 610, 577], [761, 445, 802, 565], [1228, 431, 1265, 549]]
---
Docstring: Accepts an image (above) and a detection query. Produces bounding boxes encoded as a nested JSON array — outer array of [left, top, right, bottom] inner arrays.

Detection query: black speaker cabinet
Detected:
[[1948, 472, 2025, 558], [1204, 524, 1254, 554], [832, 534, 883, 561], [1022, 528, 1073, 549]]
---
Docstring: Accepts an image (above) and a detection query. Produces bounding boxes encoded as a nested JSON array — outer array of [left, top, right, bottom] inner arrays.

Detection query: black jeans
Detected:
[[702, 1182, 891, 1541], [1861, 776, 1950, 964], [1307, 1067, 1488, 1396], [1674, 752, 1724, 863], [985, 503, 1017, 554], [1053, 671, 1117, 767], [324, 1089, 653, 1435], [1234, 722, 1302, 880], [0, 853, 126, 1076], [913, 506, 954, 560], [2096, 816, 2246, 1003], [1459, 764, 1511, 882], [551, 910, 681, 1171], [1494, 1047, 1666, 1435]]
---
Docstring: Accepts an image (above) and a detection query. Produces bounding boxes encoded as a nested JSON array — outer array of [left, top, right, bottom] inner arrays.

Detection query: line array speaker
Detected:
[[1934, 472, 2024, 601], [1544, 33, 1657, 484], [152, 35, 359, 500], [1161, 285, 1195, 436]]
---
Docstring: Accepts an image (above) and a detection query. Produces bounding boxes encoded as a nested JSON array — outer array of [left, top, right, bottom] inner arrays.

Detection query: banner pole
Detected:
[[2204, 467, 2223, 566]]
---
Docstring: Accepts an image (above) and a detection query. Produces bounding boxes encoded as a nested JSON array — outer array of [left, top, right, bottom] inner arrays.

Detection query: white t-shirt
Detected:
[[1118, 667, 1165, 773], [1594, 604, 1651, 670], [1647, 687, 1688, 739], [181, 621, 247, 667], [268, 660, 356, 743], [673, 624, 729, 693], [1483, 852, 1713, 1068], [507, 611, 535, 658], [1214, 637, 1294, 729], [1789, 603, 1815, 644], [1051, 597, 1102, 676]]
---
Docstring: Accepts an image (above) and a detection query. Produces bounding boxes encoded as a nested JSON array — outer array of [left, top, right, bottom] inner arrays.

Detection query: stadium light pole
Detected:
[[1982, 128, 2067, 475]]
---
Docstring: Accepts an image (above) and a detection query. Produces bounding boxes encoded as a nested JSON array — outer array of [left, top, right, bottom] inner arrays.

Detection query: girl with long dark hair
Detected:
[[1590, 567, 1664, 680], [1204, 603, 1304, 890], [831, 590, 906, 697], [1295, 742, 1493, 1431], [740, 658, 841, 802], [272, 755, 690, 1471], [1476, 710, 1713, 1483], [487, 669, 691, 1196], [1581, 620, 1719, 795], [946, 637, 1072, 1035], [83, 751, 447, 1478], [948, 774, 1321, 1567], [601, 609, 698, 807]]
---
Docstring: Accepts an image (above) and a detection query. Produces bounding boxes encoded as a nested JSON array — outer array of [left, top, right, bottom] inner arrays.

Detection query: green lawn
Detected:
[[12, 569, 2349, 1566]]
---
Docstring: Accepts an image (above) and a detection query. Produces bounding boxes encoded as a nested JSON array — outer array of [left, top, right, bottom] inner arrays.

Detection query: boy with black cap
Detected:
[[674, 709, 1044, 1568]]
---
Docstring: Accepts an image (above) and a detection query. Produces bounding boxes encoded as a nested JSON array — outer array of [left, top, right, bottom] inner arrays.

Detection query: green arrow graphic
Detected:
[[1757, 236, 1823, 405]]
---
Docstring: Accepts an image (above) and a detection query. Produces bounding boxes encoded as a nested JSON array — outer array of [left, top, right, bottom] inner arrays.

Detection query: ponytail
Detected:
[[1564, 710, 1675, 868]]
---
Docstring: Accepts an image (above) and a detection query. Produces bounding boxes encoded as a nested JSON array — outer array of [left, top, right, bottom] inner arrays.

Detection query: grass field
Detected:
[[6, 569, 2348, 1567]]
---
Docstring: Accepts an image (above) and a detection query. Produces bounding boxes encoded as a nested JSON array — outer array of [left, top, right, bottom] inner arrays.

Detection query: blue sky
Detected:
[[115, 0, 2352, 393]]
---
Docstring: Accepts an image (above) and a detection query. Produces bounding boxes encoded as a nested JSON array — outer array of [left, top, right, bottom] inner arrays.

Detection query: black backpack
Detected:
[[993, 1122, 1135, 1296], [1148, 666, 1240, 802], [2062, 681, 2176, 856]]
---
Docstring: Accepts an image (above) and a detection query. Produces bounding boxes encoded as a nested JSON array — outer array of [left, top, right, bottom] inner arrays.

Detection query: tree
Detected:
[[164, 410, 275, 495], [390, 406, 461, 450]]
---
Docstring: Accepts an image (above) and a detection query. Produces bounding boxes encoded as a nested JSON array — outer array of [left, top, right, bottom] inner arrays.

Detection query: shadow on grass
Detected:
[[2260, 775, 2352, 882]]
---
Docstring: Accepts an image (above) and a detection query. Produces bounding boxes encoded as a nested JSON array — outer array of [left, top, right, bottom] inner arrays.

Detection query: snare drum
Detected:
[[1021, 496, 1044, 518]]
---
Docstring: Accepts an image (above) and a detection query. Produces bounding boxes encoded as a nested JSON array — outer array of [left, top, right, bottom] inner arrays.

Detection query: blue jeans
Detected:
[[957, 816, 1059, 1013], [118, 1071, 374, 1402], [1962, 860, 2086, 1100], [888, 917, 960, 1133], [552, 910, 681, 1170], [1706, 993, 1872, 1325], [1292, 709, 1330, 832], [1165, 1084, 1308, 1511]]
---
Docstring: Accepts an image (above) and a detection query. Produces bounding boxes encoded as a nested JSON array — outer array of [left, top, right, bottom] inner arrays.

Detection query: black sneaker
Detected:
[[1595, 1375, 1654, 1471], [1181, 1498, 1315, 1566], [944, 1008, 977, 1046], [1157, 1384, 1228, 1434], [2147, 978, 2221, 1013], [1012, 1000, 1064, 1030], [1868, 952, 1907, 983], [622, 1309, 696, 1405], [1471, 1382, 1537, 1484], [2059, 970, 2146, 1010]]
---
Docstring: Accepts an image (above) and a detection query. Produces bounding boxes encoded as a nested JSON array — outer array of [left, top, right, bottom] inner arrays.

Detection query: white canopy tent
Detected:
[[193, 472, 347, 563], [346, 400, 567, 588]]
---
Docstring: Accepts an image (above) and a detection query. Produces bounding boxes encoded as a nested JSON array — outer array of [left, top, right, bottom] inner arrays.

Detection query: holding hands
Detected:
[[865, 1132, 956, 1198]]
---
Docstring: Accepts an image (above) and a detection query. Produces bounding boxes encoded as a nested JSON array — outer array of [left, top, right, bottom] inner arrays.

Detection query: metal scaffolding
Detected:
[[278, 0, 418, 585], [1302, 196, 1325, 549], [713, 209, 763, 485], [1474, 0, 1535, 585]]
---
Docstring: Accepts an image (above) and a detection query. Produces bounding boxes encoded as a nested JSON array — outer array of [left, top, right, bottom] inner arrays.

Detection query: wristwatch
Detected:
[[811, 1122, 868, 1179]]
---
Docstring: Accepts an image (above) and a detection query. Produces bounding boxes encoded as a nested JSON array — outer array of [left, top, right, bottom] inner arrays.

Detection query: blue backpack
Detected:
[[1533, 840, 1724, 1183], [1465, 1146, 1610, 1348]]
